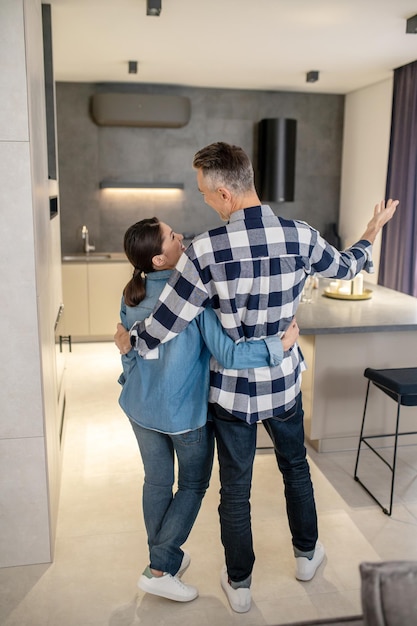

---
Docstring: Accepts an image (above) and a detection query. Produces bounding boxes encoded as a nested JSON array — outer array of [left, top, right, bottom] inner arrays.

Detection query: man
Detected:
[[115, 142, 398, 613]]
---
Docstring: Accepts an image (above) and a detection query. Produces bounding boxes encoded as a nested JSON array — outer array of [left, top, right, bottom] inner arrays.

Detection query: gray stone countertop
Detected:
[[62, 252, 129, 263], [297, 279, 417, 335]]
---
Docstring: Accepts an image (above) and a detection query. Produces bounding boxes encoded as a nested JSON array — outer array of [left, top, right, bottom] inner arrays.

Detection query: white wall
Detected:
[[339, 79, 393, 283], [0, 0, 62, 567]]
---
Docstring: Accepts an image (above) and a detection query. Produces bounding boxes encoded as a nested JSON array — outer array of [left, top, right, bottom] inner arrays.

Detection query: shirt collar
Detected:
[[228, 204, 273, 223], [146, 269, 173, 281]]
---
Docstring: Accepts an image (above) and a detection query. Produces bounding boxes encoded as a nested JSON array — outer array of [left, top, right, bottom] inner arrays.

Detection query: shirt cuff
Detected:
[[364, 248, 374, 274], [357, 240, 374, 274], [263, 336, 284, 366], [129, 321, 140, 350]]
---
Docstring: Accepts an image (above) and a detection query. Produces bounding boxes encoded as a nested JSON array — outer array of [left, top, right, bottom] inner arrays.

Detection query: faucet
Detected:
[[81, 225, 95, 253]]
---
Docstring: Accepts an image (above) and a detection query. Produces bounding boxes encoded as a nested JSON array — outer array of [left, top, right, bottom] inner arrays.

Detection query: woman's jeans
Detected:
[[211, 393, 318, 583], [130, 420, 214, 576]]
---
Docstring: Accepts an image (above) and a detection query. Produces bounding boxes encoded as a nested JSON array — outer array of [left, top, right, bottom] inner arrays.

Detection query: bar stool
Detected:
[[354, 367, 417, 516]]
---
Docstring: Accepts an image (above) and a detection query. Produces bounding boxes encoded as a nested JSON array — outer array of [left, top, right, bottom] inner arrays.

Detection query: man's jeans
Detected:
[[211, 393, 318, 583], [130, 420, 214, 575]]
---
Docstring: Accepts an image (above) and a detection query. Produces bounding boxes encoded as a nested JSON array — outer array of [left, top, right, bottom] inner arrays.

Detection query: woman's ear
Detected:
[[152, 254, 165, 269]]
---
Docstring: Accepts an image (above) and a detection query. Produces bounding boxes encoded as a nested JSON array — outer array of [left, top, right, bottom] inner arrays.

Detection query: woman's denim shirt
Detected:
[[118, 269, 282, 434]]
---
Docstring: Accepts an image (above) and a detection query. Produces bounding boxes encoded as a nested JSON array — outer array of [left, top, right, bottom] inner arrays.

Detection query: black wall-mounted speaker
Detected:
[[406, 14, 417, 33], [257, 118, 297, 203]]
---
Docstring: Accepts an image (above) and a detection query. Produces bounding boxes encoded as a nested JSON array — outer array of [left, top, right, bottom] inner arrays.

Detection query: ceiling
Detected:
[[48, 0, 417, 95]]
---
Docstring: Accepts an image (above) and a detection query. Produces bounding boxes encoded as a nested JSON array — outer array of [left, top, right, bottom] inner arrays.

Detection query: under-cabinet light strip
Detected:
[[99, 181, 184, 190]]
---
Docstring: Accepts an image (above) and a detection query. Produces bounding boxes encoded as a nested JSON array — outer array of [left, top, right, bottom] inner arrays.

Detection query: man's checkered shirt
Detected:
[[130, 205, 373, 424]]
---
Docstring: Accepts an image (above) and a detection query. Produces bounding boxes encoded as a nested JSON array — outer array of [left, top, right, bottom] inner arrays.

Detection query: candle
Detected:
[[338, 283, 352, 295], [352, 273, 364, 295]]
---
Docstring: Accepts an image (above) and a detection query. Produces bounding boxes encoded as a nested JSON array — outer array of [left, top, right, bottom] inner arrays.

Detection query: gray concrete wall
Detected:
[[56, 82, 344, 254]]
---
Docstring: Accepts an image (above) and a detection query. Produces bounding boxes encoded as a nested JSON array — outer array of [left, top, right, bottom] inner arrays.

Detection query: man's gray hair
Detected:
[[193, 142, 255, 194]]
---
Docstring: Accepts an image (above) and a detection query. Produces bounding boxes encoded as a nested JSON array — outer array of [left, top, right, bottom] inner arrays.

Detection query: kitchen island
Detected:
[[296, 279, 417, 451]]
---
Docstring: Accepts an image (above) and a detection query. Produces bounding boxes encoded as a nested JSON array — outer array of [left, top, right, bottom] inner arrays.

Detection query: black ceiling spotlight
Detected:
[[306, 71, 319, 83], [147, 0, 161, 16], [128, 60, 138, 74], [406, 14, 417, 33]]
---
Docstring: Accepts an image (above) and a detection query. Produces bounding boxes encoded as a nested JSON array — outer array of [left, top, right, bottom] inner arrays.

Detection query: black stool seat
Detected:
[[354, 367, 417, 515], [364, 367, 417, 405]]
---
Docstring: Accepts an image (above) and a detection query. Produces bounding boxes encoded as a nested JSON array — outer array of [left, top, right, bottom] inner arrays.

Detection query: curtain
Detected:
[[378, 60, 417, 296]]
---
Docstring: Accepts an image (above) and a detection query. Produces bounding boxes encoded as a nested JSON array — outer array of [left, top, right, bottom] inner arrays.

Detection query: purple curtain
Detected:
[[378, 60, 417, 296]]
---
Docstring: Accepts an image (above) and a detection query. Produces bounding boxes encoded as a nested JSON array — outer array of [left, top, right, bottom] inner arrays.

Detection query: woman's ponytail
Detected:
[[122, 218, 163, 307], [123, 269, 146, 307]]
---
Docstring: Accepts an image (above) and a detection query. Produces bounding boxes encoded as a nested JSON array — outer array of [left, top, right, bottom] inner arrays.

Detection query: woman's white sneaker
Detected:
[[138, 568, 198, 602], [295, 541, 325, 581]]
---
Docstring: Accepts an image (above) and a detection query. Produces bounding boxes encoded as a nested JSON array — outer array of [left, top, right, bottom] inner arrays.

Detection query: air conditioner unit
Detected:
[[91, 93, 191, 128]]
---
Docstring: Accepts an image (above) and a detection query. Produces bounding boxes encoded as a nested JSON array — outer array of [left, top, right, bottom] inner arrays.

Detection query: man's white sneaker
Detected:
[[220, 565, 251, 613], [295, 541, 325, 581], [176, 550, 191, 578], [138, 568, 198, 602]]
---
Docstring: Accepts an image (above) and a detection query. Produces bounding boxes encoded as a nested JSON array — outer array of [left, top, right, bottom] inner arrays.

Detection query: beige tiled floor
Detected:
[[1, 342, 417, 625]]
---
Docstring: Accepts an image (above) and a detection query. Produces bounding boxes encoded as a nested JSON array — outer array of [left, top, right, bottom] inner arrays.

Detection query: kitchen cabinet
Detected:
[[88, 262, 132, 336], [62, 259, 132, 339], [61, 264, 89, 336]]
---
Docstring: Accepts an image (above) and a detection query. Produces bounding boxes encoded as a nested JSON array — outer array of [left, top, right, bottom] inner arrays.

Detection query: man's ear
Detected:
[[218, 186, 231, 202], [152, 254, 165, 268]]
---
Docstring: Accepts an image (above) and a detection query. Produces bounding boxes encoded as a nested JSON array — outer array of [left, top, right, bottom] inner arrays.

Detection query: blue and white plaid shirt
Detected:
[[131, 205, 373, 424]]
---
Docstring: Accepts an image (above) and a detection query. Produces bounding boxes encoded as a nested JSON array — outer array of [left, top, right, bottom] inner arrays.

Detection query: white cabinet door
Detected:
[[61, 264, 89, 336], [62, 262, 132, 339], [88, 263, 132, 336]]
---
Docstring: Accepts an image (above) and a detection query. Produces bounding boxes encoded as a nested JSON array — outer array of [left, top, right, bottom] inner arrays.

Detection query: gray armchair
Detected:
[[279, 560, 417, 626]]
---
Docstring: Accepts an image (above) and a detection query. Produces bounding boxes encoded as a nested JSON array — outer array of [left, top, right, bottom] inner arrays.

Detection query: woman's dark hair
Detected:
[[123, 217, 163, 306]]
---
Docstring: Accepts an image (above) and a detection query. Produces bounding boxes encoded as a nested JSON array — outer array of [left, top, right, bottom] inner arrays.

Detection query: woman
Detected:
[[118, 217, 298, 603]]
